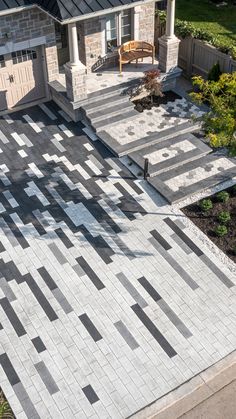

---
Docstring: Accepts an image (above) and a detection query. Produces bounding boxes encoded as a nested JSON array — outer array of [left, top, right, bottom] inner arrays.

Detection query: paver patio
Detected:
[[0, 102, 235, 419]]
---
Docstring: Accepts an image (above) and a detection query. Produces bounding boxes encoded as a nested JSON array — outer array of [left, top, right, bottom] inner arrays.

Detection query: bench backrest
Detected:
[[119, 41, 153, 55]]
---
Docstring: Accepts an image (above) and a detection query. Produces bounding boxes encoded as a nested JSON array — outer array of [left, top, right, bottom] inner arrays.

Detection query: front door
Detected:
[[0, 46, 46, 112]]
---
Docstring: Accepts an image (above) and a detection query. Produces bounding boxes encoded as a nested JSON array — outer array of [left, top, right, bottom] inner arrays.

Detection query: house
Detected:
[[0, 0, 180, 118]]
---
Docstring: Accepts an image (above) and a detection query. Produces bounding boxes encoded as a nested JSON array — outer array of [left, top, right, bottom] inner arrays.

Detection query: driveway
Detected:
[[0, 102, 235, 419]]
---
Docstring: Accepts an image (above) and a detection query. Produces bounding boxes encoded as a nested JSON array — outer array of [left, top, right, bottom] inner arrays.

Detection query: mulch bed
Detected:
[[182, 185, 236, 264], [133, 91, 181, 112]]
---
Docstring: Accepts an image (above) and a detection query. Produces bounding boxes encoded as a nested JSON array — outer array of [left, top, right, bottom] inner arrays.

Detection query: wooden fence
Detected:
[[178, 37, 236, 77], [154, 16, 236, 77]]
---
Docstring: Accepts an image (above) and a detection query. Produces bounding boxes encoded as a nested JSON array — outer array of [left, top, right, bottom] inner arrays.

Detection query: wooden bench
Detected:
[[118, 41, 155, 73]]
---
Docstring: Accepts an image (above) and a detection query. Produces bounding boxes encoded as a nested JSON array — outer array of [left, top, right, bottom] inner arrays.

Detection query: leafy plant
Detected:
[[155, 10, 236, 59], [233, 244, 236, 255], [143, 70, 163, 98], [216, 191, 230, 203], [231, 184, 236, 195], [155, 9, 167, 23], [190, 73, 236, 151], [0, 388, 14, 419], [214, 224, 228, 237], [218, 211, 231, 224], [199, 198, 213, 212], [208, 62, 222, 82]]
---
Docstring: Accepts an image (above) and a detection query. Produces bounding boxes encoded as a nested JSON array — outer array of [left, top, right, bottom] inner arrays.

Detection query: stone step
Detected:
[[86, 101, 134, 124], [128, 133, 211, 177], [148, 153, 236, 204], [98, 121, 202, 157], [83, 93, 129, 114], [93, 109, 139, 132]]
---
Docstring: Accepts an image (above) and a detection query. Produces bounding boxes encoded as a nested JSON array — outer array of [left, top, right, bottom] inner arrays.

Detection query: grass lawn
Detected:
[[175, 0, 236, 47]]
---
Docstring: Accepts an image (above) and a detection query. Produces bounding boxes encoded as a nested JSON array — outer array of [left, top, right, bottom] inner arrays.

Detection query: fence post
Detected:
[[144, 158, 149, 180]]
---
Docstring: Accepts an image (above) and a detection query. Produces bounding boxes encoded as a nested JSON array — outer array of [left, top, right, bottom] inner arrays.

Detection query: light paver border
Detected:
[[131, 350, 236, 419]]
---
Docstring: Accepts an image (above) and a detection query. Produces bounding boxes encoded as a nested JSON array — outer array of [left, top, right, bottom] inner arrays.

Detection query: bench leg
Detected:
[[119, 60, 122, 74], [136, 59, 138, 68]]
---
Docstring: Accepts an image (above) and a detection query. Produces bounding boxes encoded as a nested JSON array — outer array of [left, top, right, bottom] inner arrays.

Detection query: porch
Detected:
[[50, 0, 181, 120], [58, 56, 160, 96]]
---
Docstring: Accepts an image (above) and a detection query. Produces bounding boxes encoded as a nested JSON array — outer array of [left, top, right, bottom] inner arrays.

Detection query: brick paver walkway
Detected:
[[0, 102, 235, 419]]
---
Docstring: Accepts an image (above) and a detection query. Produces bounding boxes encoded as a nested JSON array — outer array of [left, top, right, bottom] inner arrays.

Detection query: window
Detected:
[[12, 49, 37, 64], [121, 10, 132, 44], [106, 10, 132, 52], [106, 14, 118, 51], [0, 55, 5, 68]]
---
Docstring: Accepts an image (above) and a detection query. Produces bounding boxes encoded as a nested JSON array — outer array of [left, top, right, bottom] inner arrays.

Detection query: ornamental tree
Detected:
[[190, 72, 236, 152]]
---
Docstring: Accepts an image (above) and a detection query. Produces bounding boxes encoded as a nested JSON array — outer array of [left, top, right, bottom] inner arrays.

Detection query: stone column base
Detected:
[[158, 35, 180, 73], [64, 62, 87, 102]]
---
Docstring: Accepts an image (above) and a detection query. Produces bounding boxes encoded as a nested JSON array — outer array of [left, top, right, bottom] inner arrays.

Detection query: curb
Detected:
[[131, 351, 236, 419]]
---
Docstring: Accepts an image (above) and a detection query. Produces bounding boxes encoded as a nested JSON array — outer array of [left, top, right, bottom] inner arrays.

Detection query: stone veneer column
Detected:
[[64, 22, 87, 102], [158, 0, 180, 72]]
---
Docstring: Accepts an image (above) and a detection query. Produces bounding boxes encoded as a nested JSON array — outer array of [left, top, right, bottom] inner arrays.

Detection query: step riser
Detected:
[[84, 96, 128, 114], [87, 104, 134, 124]]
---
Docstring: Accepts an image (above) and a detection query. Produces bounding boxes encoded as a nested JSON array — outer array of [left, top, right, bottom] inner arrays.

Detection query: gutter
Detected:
[[0, 4, 36, 17]]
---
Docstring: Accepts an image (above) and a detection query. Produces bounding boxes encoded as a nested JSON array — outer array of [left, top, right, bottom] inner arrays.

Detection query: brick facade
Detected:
[[78, 17, 103, 72], [138, 2, 155, 45], [0, 8, 59, 82], [77, 2, 155, 72]]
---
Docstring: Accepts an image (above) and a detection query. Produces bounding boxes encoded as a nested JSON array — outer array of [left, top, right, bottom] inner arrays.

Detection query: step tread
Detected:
[[97, 121, 202, 157], [128, 132, 211, 176], [148, 154, 236, 204], [87, 78, 140, 100]]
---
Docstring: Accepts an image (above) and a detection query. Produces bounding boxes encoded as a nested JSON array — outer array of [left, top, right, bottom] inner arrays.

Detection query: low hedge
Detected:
[[155, 10, 236, 60]]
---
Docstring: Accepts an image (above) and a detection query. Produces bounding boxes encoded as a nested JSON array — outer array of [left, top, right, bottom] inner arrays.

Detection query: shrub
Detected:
[[231, 184, 236, 195], [208, 62, 222, 82], [155, 10, 236, 62], [216, 191, 230, 203], [214, 224, 228, 237], [233, 245, 236, 255], [218, 211, 231, 224], [199, 198, 213, 212], [143, 70, 163, 97]]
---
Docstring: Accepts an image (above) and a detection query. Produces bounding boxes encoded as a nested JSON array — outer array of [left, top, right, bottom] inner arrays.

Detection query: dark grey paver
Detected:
[[0, 297, 26, 337], [32, 336, 46, 353], [82, 384, 99, 404], [131, 303, 177, 358], [79, 313, 102, 342], [0, 353, 20, 385]]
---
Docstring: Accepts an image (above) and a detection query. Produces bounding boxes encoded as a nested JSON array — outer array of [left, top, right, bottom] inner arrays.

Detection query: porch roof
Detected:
[[0, 0, 157, 22]]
